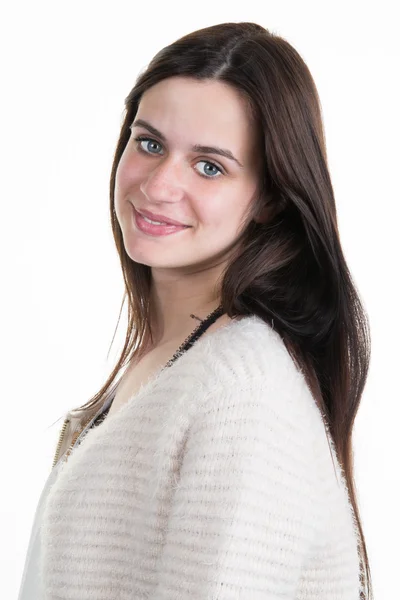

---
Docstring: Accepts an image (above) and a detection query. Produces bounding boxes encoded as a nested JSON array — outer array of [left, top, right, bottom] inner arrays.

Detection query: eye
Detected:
[[134, 136, 163, 155], [194, 161, 223, 179], [133, 135, 224, 180]]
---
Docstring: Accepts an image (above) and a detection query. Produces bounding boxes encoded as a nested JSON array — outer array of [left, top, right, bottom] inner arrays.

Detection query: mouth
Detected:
[[135, 206, 191, 228], [132, 205, 192, 237]]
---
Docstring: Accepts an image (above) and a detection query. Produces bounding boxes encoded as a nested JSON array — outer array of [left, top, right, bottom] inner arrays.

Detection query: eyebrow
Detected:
[[131, 119, 244, 169]]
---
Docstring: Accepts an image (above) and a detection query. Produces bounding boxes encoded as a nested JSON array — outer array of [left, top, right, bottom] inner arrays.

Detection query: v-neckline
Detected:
[[70, 314, 252, 453]]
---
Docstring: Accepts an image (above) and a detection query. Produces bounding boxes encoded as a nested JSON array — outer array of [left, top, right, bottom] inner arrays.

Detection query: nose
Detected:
[[139, 157, 186, 203]]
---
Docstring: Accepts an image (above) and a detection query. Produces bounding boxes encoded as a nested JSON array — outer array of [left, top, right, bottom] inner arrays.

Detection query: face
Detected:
[[114, 76, 263, 275]]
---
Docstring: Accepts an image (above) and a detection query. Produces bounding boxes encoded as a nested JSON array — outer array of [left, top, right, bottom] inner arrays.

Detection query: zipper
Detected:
[[51, 386, 118, 469], [52, 417, 70, 468], [51, 412, 96, 469]]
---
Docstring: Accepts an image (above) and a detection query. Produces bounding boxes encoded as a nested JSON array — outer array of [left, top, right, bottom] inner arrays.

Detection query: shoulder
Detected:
[[190, 314, 343, 476], [175, 315, 328, 468], [175, 315, 358, 557], [185, 314, 320, 422], [178, 316, 330, 526], [197, 313, 303, 382]]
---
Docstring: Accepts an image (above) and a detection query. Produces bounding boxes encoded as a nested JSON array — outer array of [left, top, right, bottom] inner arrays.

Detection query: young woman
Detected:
[[18, 21, 373, 600]]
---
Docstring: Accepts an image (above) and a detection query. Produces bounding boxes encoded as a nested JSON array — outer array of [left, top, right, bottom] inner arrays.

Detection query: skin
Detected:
[[114, 76, 266, 347]]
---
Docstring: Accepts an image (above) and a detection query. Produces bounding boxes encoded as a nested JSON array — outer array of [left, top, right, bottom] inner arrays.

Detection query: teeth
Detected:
[[142, 215, 169, 225]]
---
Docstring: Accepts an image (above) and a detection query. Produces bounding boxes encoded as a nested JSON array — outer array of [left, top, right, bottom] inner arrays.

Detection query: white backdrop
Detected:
[[2, 1, 398, 598]]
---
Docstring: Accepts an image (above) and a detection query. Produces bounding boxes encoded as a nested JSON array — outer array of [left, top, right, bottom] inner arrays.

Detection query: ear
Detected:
[[253, 205, 270, 224], [253, 196, 286, 224]]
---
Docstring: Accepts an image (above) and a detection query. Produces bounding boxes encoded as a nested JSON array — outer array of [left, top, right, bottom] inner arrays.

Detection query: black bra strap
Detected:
[[181, 305, 225, 352]]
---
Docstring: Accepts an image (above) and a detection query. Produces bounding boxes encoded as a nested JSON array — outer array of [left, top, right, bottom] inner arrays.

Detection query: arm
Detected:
[[152, 383, 319, 599]]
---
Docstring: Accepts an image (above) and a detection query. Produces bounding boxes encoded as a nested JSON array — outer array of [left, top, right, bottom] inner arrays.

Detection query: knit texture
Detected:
[[40, 314, 362, 599]]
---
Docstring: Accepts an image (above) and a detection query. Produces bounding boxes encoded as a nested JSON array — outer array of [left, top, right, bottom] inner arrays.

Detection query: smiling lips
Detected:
[[133, 206, 191, 237], [136, 206, 191, 227]]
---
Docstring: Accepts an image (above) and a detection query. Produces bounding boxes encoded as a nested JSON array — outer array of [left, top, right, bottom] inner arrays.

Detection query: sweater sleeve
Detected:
[[152, 381, 321, 599]]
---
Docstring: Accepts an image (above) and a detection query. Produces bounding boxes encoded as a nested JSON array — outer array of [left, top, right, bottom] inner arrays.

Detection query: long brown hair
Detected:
[[76, 22, 373, 598]]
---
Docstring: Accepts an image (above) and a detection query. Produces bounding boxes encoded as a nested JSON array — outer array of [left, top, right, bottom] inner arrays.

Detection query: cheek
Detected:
[[115, 152, 144, 192], [209, 183, 254, 227], [115, 156, 150, 221]]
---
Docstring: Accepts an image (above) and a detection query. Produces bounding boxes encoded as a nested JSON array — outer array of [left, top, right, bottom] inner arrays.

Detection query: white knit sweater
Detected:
[[40, 314, 362, 599]]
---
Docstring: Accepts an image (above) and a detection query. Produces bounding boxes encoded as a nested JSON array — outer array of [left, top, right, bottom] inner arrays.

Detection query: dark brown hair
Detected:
[[77, 22, 373, 598]]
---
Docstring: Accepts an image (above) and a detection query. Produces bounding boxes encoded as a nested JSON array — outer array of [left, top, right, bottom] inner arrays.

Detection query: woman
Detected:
[[18, 21, 373, 599]]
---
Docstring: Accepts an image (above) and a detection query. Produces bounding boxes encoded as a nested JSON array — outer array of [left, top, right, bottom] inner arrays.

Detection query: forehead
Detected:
[[136, 77, 257, 159]]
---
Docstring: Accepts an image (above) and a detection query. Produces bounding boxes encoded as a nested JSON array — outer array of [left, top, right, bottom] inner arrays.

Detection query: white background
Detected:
[[2, 1, 398, 598]]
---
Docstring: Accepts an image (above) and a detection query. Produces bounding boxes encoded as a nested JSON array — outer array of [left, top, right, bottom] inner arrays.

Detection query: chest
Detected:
[[106, 342, 178, 418], [107, 313, 235, 419]]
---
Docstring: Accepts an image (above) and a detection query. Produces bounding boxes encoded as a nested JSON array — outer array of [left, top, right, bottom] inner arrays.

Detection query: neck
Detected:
[[146, 261, 228, 347], [148, 298, 222, 348]]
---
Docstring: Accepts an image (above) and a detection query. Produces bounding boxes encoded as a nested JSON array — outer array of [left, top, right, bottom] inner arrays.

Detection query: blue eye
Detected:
[[133, 135, 224, 180], [135, 136, 162, 155], [195, 161, 222, 178]]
